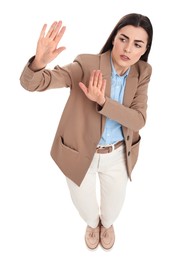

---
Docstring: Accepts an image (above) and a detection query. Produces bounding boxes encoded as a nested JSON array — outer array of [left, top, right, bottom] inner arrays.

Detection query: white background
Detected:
[[1, 0, 191, 259]]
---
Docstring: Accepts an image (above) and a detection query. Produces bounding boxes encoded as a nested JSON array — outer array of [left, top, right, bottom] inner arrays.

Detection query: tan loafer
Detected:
[[85, 225, 100, 250], [100, 225, 115, 250]]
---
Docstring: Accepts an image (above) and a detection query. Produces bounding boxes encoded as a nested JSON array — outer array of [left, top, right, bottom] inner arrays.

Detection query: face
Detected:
[[111, 25, 148, 75]]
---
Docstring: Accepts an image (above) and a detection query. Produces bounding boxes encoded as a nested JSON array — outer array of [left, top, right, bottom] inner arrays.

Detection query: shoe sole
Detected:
[[100, 242, 115, 251], [85, 242, 99, 251]]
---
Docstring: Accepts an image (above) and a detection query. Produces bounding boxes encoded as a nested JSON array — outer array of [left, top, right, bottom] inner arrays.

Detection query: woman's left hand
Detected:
[[79, 70, 106, 106]]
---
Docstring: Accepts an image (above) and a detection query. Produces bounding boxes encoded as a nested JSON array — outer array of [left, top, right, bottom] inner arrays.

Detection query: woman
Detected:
[[20, 13, 153, 250]]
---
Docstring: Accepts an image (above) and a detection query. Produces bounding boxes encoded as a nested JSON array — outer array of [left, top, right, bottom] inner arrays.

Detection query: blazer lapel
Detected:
[[123, 65, 138, 107], [100, 51, 112, 97], [99, 51, 112, 132]]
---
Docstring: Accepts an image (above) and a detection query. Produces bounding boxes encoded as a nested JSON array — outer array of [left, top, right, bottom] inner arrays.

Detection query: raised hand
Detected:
[[79, 70, 106, 106], [30, 21, 66, 71]]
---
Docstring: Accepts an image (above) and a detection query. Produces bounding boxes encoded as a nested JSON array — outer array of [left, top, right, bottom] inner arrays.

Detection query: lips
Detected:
[[120, 55, 130, 61]]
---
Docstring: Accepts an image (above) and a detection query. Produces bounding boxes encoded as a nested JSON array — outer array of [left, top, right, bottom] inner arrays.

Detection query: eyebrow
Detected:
[[120, 33, 145, 44]]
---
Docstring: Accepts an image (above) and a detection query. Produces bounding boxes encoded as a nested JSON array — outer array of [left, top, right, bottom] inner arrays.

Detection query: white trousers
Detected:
[[66, 144, 128, 228]]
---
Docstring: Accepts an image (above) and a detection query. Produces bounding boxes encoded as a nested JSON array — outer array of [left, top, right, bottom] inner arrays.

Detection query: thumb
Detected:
[[79, 82, 88, 95], [54, 46, 66, 57]]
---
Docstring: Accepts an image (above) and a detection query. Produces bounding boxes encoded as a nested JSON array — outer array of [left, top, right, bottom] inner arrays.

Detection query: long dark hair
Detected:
[[100, 13, 153, 62]]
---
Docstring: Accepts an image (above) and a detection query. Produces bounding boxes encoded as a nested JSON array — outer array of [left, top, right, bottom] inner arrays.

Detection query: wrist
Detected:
[[98, 97, 106, 107], [29, 58, 46, 72]]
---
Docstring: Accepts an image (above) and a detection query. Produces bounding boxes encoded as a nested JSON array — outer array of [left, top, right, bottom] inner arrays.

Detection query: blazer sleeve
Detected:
[[97, 63, 152, 132], [19, 56, 83, 92]]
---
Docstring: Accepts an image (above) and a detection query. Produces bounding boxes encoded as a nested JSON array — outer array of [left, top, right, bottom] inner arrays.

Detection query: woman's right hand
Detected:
[[29, 21, 66, 71]]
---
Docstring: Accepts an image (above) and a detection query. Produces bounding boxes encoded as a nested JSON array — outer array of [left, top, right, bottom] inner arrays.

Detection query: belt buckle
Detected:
[[110, 143, 115, 152], [96, 143, 116, 153]]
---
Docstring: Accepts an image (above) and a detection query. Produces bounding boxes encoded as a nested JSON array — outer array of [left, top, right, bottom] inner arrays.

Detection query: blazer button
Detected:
[[128, 151, 131, 156], [127, 135, 130, 141]]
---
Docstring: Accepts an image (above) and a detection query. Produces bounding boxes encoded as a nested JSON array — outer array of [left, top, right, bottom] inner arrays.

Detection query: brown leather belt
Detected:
[[96, 140, 124, 154]]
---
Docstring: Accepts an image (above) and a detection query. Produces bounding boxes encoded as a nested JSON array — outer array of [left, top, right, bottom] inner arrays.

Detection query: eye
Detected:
[[135, 43, 142, 48], [119, 37, 127, 43]]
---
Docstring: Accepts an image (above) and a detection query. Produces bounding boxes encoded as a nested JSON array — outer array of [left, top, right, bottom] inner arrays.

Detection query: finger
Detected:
[[97, 72, 103, 90], [92, 70, 100, 86], [54, 26, 66, 45], [101, 79, 106, 93], [39, 23, 47, 39], [46, 21, 58, 38], [49, 21, 63, 40]]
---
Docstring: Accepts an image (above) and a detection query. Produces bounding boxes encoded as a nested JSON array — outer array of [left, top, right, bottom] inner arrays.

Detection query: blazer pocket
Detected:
[[60, 136, 79, 154], [129, 135, 141, 171]]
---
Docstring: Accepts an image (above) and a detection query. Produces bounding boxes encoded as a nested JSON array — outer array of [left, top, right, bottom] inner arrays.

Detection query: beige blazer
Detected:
[[20, 51, 152, 186]]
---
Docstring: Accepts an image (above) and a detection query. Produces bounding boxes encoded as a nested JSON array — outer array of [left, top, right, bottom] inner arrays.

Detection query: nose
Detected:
[[124, 43, 132, 53]]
